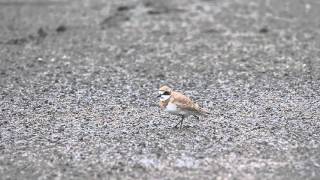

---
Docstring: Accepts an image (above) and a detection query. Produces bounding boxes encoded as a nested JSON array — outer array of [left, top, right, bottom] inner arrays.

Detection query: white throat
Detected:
[[160, 95, 170, 101]]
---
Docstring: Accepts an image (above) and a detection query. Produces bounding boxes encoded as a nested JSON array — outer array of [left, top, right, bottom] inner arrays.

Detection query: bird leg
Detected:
[[174, 115, 185, 129], [179, 116, 184, 129]]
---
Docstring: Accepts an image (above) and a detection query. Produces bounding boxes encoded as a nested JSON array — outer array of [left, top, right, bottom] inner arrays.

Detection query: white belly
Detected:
[[165, 103, 177, 113], [165, 103, 188, 116]]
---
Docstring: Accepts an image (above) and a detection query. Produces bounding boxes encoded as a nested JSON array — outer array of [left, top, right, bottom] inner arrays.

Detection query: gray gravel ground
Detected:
[[1, 0, 320, 179]]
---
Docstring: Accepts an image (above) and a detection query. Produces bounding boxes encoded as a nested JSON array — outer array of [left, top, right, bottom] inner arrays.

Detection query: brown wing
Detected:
[[170, 91, 202, 113]]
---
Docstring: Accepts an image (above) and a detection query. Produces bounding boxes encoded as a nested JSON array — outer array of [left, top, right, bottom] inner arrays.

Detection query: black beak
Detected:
[[157, 94, 161, 98]]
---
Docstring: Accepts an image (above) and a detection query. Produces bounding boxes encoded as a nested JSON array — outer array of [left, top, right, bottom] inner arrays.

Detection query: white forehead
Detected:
[[159, 91, 164, 94]]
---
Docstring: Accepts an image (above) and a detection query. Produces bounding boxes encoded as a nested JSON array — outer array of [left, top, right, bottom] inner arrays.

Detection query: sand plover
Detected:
[[158, 85, 209, 129]]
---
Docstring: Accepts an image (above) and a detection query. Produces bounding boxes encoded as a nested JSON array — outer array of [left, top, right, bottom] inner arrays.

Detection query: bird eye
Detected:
[[163, 91, 170, 95]]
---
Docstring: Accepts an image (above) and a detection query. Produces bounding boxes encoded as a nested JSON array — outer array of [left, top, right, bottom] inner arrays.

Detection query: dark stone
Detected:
[[56, 25, 67, 33], [259, 27, 269, 33]]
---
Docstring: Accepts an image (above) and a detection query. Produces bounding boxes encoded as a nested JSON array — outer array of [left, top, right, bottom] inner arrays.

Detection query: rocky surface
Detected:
[[0, 0, 320, 179]]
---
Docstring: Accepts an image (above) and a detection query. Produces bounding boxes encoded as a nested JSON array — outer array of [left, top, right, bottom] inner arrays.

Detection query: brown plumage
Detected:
[[158, 85, 209, 128]]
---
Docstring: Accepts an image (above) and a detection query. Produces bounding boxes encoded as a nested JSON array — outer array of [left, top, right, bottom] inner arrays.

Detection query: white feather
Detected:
[[160, 95, 170, 101], [165, 102, 177, 112]]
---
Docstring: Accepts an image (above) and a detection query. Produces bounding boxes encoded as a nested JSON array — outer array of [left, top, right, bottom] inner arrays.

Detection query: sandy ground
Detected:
[[0, 0, 320, 179]]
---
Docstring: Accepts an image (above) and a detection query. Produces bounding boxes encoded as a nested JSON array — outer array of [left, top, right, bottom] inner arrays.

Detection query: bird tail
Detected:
[[199, 108, 210, 117], [194, 103, 210, 117]]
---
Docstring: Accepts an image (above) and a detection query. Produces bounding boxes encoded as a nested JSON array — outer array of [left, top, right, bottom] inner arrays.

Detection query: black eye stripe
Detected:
[[163, 91, 170, 95]]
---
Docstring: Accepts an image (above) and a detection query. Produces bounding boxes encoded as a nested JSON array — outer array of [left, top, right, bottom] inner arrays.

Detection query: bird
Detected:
[[157, 85, 209, 129]]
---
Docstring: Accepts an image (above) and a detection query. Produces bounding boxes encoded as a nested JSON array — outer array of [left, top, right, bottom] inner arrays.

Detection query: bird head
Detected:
[[158, 85, 172, 101]]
